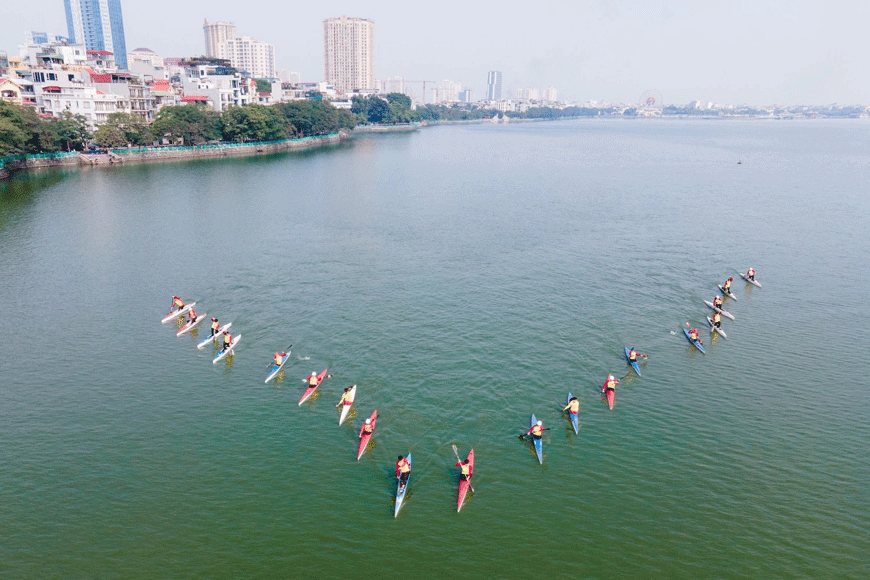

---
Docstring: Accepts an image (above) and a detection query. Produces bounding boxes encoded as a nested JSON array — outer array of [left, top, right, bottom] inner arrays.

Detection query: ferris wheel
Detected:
[[639, 89, 664, 109]]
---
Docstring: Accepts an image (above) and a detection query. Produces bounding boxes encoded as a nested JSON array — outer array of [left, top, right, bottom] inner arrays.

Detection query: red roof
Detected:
[[87, 50, 113, 56], [258, 92, 270, 96], [42, 86, 61, 92], [89, 72, 112, 83], [181, 95, 210, 102]]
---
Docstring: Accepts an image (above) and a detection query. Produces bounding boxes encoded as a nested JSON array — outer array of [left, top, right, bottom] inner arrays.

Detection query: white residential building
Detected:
[[433, 79, 461, 103], [180, 62, 251, 111], [223, 35, 275, 79], [203, 19, 235, 58], [543, 86, 557, 103], [323, 16, 374, 93]]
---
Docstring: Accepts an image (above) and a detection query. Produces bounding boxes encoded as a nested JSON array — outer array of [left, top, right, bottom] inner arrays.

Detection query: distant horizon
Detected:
[[2, 1, 868, 105]]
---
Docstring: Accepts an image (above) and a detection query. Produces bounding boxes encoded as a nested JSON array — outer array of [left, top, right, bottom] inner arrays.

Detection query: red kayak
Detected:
[[357, 410, 377, 460], [298, 369, 328, 406], [457, 448, 474, 512], [603, 379, 615, 410]]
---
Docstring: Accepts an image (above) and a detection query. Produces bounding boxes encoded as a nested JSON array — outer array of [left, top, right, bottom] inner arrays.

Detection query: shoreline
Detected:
[[0, 131, 350, 182]]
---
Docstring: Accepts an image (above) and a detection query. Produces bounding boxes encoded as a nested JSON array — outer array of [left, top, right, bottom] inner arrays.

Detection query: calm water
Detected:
[[1, 120, 868, 579]]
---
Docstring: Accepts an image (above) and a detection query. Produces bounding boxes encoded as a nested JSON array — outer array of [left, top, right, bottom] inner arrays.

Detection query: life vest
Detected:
[[362, 424, 373, 434], [531, 424, 543, 436], [690, 331, 699, 340], [713, 312, 721, 323], [174, 298, 184, 308], [460, 463, 471, 477], [188, 309, 196, 320], [713, 298, 723, 307], [747, 269, 755, 277], [629, 350, 637, 361], [274, 352, 283, 364], [723, 280, 731, 290], [567, 400, 579, 413], [397, 458, 410, 474], [309, 375, 319, 387], [224, 334, 232, 346], [211, 320, 219, 331], [606, 379, 617, 390]]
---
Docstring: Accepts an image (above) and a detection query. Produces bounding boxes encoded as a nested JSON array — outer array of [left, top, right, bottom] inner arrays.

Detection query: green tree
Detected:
[[152, 103, 222, 145], [366, 97, 390, 123], [93, 124, 127, 148], [222, 104, 285, 142], [54, 111, 92, 151], [103, 112, 152, 145], [254, 79, 271, 94]]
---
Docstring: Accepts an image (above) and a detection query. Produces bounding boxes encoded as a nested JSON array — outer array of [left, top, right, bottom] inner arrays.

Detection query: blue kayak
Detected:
[[530, 414, 543, 464], [394, 453, 411, 517], [565, 392, 579, 434], [265, 350, 290, 384], [682, 327, 706, 354], [624, 347, 642, 377]]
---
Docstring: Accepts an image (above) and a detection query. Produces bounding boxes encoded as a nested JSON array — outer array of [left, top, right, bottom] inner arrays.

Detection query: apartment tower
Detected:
[[203, 19, 236, 59], [63, 0, 129, 68], [487, 71, 502, 101], [323, 16, 374, 92]]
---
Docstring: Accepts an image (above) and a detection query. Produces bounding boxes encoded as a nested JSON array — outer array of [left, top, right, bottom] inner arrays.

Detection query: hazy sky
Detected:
[[1, 1, 867, 105]]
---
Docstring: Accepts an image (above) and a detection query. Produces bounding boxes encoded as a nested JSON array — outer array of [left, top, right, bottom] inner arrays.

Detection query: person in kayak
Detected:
[[336, 386, 353, 408], [713, 295, 724, 310], [273, 351, 287, 366], [602, 374, 619, 394], [627, 348, 645, 362], [746, 268, 756, 281], [396, 455, 411, 490], [723, 277, 733, 293], [209, 318, 219, 337], [360, 418, 373, 437], [689, 328, 702, 344], [308, 372, 320, 388], [528, 420, 545, 440], [711, 311, 722, 328], [186, 308, 198, 325], [456, 457, 473, 482], [221, 331, 233, 353], [171, 296, 184, 311], [563, 396, 580, 416]]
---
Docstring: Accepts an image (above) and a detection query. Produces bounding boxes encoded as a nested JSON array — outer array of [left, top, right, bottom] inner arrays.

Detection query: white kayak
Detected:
[[338, 385, 357, 425], [197, 323, 231, 349], [162, 302, 195, 324], [706, 316, 727, 339], [718, 284, 738, 301], [176, 312, 207, 336], [213, 334, 241, 363], [704, 300, 735, 321], [738, 272, 762, 288]]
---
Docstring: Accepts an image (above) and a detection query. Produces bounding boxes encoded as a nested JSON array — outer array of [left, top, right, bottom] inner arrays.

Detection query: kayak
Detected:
[[704, 300, 735, 320], [394, 452, 411, 517], [265, 350, 291, 384], [565, 392, 579, 434], [161, 301, 195, 324], [602, 380, 615, 410], [718, 284, 738, 301], [739, 272, 762, 288], [624, 346, 642, 377], [298, 369, 328, 406], [338, 385, 357, 425], [196, 322, 231, 349], [682, 327, 706, 353], [457, 448, 474, 513], [212, 334, 241, 363], [176, 312, 207, 336], [706, 316, 727, 339], [530, 414, 543, 464], [357, 410, 377, 460]]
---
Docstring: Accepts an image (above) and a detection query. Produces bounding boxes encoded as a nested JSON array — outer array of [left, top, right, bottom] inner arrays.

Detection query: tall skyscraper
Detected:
[[487, 71, 502, 101], [64, 0, 128, 69], [224, 35, 276, 79], [323, 16, 374, 92], [203, 19, 236, 58]]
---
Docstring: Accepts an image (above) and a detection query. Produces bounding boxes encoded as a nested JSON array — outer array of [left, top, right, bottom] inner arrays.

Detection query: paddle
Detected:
[[451, 444, 475, 493], [517, 428, 550, 439], [265, 344, 293, 371]]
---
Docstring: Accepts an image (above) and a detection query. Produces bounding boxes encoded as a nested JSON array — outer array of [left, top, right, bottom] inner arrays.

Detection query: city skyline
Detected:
[[2, 0, 869, 105]]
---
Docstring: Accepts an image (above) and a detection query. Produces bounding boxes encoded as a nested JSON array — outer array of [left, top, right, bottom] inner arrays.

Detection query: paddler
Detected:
[[627, 347, 645, 362], [456, 458, 473, 482], [221, 330, 233, 352], [711, 311, 722, 329], [689, 328, 702, 343], [274, 351, 287, 366], [602, 374, 619, 395], [308, 372, 319, 388], [713, 295, 724, 310], [360, 418, 373, 437], [209, 317, 219, 337], [171, 296, 184, 311], [528, 420, 545, 440], [723, 276, 733, 293], [396, 455, 411, 490], [186, 307, 197, 325], [746, 268, 756, 281], [336, 386, 354, 408], [562, 397, 580, 423]]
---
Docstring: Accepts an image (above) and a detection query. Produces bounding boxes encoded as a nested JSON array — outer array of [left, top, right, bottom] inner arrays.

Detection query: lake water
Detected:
[[2, 119, 868, 579]]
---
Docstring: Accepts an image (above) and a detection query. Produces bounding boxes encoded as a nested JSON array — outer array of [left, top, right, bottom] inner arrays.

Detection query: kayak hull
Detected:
[[457, 449, 474, 512], [602, 381, 615, 410], [704, 300, 735, 321], [162, 301, 195, 324], [357, 410, 377, 460], [566, 392, 579, 434], [265, 351, 290, 384], [682, 327, 706, 353], [718, 284, 738, 301], [339, 385, 357, 425], [706, 316, 727, 339], [176, 312, 206, 336], [197, 322, 231, 349], [298, 369, 328, 405], [624, 347, 642, 377], [212, 334, 241, 363], [530, 414, 543, 464], [395, 452, 411, 517], [739, 272, 762, 287]]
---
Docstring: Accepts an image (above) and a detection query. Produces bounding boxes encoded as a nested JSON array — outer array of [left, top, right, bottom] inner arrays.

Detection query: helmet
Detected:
[[608, 374, 614, 380], [365, 418, 371, 424], [729, 277, 733, 281], [537, 420, 543, 426], [311, 372, 317, 376], [716, 295, 721, 299]]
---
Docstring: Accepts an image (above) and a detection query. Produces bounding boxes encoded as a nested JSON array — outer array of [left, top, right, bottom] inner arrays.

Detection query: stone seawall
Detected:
[[0, 132, 349, 180]]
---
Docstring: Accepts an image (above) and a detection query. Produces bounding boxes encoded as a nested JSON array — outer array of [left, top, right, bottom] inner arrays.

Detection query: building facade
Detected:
[[487, 71, 502, 101], [63, 0, 128, 69], [323, 16, 374, 93], [223, 35, 275, 79], [203, 19, 235, 59]]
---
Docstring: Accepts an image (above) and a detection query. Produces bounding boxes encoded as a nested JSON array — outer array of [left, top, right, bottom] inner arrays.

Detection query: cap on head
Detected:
[[537, 420, 543, 426], [365, 418, 371, 424]]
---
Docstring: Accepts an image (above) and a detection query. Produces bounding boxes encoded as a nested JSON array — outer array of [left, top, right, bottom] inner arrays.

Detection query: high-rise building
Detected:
[[543, 86, 557, 103], [224, 35, 275, 79], [323, 16, 374, 93], [63, 0, 128, 69], [487, 71, 502, 101], [203, 19, 236, 58]]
